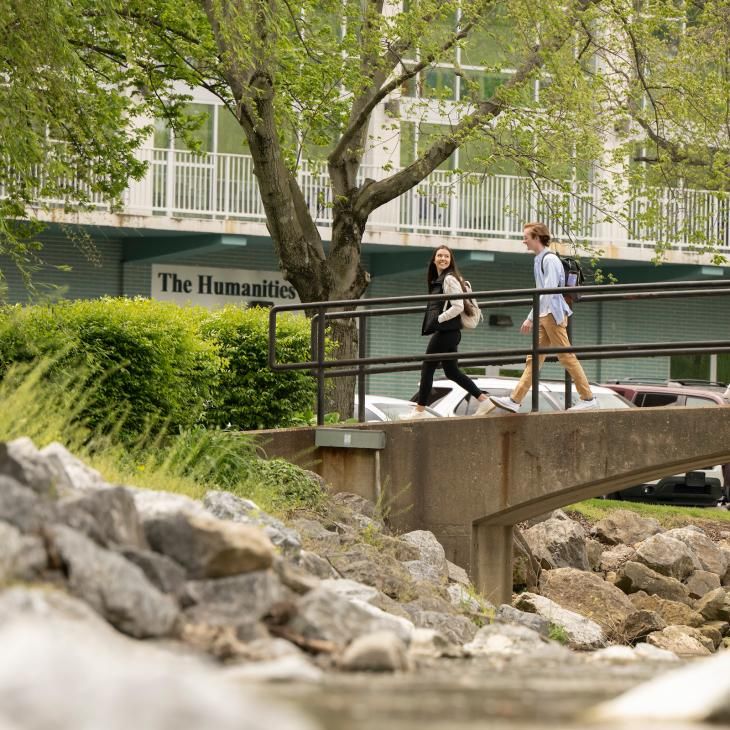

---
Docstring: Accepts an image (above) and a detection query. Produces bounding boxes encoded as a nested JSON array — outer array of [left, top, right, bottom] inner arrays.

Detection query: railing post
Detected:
[[358, 313, 367, 423], [531, 292, 540, 412], [165, 147, 175, 217], [316, 310, 326, 426]]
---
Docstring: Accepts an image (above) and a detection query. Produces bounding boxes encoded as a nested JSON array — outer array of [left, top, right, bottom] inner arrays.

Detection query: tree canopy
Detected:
[[2, 0, 730, 410]]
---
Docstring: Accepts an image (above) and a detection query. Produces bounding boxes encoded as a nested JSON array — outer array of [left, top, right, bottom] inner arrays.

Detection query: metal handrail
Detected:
[[268, 279, 730, 424]]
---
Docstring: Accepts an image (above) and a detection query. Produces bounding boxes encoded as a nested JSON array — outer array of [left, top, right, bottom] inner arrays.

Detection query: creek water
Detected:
[[262, 656, 708, 730]]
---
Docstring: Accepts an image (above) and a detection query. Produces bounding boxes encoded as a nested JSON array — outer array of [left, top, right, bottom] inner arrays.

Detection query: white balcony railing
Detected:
[[23, 147, 730, 253]]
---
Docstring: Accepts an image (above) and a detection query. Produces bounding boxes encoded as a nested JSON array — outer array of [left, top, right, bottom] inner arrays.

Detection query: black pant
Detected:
[[416, 330, 483, 406]]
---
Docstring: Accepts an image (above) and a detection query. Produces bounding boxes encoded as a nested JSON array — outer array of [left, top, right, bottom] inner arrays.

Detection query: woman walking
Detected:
[[410, 246, 493, 419]]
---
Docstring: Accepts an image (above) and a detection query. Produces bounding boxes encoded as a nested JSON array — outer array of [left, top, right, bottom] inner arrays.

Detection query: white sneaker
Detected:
[[489, 395, 520, 413], [401, 409, 431, 420], [474, 399, 496, 416], [568, 397, 598, 411]]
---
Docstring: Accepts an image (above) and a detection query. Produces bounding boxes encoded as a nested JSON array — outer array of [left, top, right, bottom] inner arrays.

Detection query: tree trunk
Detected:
[[326, 317, 359, 420]]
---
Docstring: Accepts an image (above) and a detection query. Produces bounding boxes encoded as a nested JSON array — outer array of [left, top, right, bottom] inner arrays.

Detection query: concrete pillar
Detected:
[[472, 522, 513, 606]]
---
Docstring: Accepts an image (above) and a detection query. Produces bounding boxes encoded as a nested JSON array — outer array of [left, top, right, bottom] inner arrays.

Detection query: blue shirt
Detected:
[[527, 248, 573, 326]]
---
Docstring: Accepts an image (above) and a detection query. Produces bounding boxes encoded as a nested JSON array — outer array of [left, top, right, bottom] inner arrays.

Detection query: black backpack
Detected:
[[541, 251, 586, 305]]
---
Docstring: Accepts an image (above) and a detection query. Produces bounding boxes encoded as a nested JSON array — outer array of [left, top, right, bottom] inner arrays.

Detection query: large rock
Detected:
[[46, 524, 179, 638], [0, 476, 56, 533], [400, 530, 449, 585], [40, 442, 109, 494], [538, 567, 635, 636], [685, 570, 721, 599], [338, 631, 410, 672], [523, 517, 589, 571], [646, 625, 712, 657], [628, 592, 704, 627], [143, 511, 274, 579], [513, 527, 540, 591], [615, 561, 692, 604], [57, 487, 148, 550], [0, 618, 316, 730], [696, 587, 730, 621], [515, 592, 606, 649], [633, 533, 698, 580], [184, 570, 294, 628], [0, 521, 46, 581], [494, 604, 551, 638], [287, 586, 414, 646], [325, 544, 414, 599], [0, 438, 59, 496], [118, 547, 187, 597], [321, 578, 412, 620], [203, 491, 302, 556], [665, 526, 729, 577], [599, 545, 637, 573], [407, 611, 478, 646], [0, 586, 110, 629], [621, 610, 666, 644], [464, 623, 570, 660], [590, 510, 662, 546]]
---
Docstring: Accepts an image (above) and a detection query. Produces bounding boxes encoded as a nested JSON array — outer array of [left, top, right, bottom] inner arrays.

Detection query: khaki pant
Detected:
[[511, 314, 593, 403]]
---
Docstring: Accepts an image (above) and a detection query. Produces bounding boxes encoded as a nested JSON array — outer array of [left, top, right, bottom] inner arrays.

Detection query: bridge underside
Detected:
[[255, 407, 730, 605]]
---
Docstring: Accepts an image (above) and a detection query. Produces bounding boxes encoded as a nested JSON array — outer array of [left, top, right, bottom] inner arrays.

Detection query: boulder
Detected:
[[523, 517, 589, 571], [590, 510, 662, 546], [494, 604, 551, 638], [57, 487, 148, 550], [538, 567, 635, 636], [599, 545, 637, 574], [407, 611, 478, 646], [46, 524, 179, 638], [0, 617, 315, 730], [184, 570, 294, 628], [620, 610, 666, 644], [40, 442, 109, 494], [0, 586, 110, 629], [400, 530, 449, 585], [514, 592, 605, 649], [0, 521, 46, 581], [326, 544, 414, 599], [615, 561, 692, 604], [0, 476, 56, 533], [513, 527, 540, 591], [0, 438, 58, 496], [665, 526, 728, 577], [286, 587, 414, 646], [118, 547, 188, 598], [633, 533, 698, 580], [464, 623, 570, 660], [321, 578, 412, 620], [646, 625, 712, 657], [667, 625, 716, 653], [296, 550, 337, 579], [143, 511, 274, 579], [698, 624, 724, 650], [446, 561, 470, 586], [338, 631, 411, 672], [696, 587, 730, 621], [203, 491, 301, 556], [632, 642, 680, 662], [272, 556, 320, 595], [408, 628, 464, 658], [628, 592, 704, 627], [685, 570, 721, 599], [446, 583, 489, 615], [585, 539, 604, 571]]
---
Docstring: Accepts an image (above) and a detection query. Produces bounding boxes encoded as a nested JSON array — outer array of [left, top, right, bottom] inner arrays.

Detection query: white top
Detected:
[[437, 274, 464, 323]]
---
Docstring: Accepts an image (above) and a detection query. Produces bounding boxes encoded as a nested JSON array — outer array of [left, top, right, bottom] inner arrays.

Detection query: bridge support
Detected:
[[472, 522, 513, 607]]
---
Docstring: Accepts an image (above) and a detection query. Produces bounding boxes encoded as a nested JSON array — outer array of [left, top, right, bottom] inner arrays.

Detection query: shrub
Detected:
[[0, 298, 221, 439], [200, 305, 316, 430]]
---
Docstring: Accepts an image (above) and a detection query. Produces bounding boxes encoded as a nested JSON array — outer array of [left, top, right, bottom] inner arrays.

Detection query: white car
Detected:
[[354, 395, 441, 422], [415, 376, 633, 417]]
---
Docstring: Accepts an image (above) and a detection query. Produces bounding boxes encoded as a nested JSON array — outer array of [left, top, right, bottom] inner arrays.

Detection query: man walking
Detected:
[[490, 222, 597, 413]]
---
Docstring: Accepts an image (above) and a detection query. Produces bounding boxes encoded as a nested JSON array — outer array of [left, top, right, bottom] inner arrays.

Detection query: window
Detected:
[[638, 392, 681, 407], [685, 396, 718, 407]]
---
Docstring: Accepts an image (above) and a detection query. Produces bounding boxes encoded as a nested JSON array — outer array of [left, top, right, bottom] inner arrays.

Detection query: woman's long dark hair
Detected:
[[426, 245, 476, 317]]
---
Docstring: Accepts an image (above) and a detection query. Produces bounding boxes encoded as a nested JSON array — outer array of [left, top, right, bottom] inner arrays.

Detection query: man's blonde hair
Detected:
[[524, 222, 551, 245]]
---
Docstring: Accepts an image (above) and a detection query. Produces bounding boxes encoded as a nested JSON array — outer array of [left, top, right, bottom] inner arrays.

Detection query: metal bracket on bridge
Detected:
[[315, 428, 386, 450]]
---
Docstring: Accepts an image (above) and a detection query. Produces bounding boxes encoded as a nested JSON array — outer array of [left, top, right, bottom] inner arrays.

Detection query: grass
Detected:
[[0, 357, 324, 516], [568, 498, 730, 529]]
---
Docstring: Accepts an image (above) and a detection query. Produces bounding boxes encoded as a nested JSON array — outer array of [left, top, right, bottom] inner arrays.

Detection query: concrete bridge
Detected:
[[257, 407, 730, 605]]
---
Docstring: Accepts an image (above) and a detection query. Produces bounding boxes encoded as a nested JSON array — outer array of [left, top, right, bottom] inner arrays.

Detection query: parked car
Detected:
[[601, 379, 730, 506], [413, 376, 633, 417], [354, 395, 441, 422]]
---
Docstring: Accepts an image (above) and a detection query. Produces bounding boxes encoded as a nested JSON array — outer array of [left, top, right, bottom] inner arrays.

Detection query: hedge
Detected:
[[0, 298, 316, 437]]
